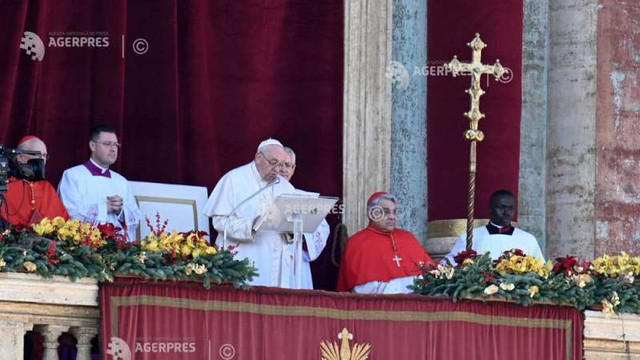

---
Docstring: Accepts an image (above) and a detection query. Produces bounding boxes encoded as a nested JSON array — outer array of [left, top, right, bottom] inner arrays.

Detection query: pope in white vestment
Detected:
[[57, 126, 141, 241], [203, 139, 328, 289]]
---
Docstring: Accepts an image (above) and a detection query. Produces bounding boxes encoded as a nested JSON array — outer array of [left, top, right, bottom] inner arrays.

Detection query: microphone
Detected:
[[222, 176, 281, 248]]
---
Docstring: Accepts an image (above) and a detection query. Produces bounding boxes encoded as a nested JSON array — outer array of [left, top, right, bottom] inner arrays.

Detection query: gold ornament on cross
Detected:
[[445, 33, 506, 250]]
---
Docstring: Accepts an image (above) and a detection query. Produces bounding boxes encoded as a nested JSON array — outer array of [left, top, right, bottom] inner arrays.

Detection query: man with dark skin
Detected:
[[444, 189, 545, 263]]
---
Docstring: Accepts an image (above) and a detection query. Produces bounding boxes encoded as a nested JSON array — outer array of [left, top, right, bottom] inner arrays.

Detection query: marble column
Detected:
[[0, 319, 29, 360], [519, 0, 549, 252], [389, 0, 428, 244], [35, 324, 69, 360], [343, 0, 394, 234], [546, 0, 598, 260], [71, 326, 99, 360]]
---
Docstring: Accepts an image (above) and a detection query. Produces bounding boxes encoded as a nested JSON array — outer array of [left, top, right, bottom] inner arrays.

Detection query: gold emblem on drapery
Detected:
[[320, 328, 371, 360]]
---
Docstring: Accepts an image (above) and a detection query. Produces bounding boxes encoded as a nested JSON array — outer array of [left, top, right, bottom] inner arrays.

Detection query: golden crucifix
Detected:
[[445, 33, 506, 250]]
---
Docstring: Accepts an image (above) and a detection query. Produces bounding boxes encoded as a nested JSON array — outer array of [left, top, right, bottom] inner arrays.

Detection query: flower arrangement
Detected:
[[412, 249, 640, 316], [0, 216, 256, 289]]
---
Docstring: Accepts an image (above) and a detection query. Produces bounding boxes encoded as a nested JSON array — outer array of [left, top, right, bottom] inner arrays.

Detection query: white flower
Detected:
[[499, 282, 515, 291], [484, 285, 499, 295], [193, 264, 207, 275], [601, 299, 615, 318]]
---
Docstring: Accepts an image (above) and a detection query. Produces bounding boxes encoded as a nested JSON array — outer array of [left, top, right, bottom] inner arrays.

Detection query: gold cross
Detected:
[[445, 33, 506, 250], [446, 33, 505, 142]]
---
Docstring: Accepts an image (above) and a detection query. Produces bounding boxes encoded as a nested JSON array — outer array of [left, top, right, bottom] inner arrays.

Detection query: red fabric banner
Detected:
[[427, 0, 523, 220], [101, 278, 583, 359]]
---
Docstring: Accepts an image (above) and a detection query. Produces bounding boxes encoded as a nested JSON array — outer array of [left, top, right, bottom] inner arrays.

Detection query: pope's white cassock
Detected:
[[203, 161, 329, 289], [444, 224, 545, 264], [58, 159, 142, 241]]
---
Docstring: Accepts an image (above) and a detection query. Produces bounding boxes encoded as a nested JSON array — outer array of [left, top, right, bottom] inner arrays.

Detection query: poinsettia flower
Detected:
[[453, 249, 479, 266]]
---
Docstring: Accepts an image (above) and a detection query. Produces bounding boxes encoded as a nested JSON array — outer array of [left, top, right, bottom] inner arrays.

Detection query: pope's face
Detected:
[[255, 146, 287, 182], [369, 198, 397, 232], [89, 131, 119, 168]]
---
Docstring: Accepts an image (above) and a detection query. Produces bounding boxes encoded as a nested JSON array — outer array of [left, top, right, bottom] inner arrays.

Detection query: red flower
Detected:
[[553, 255, 590, 276], [97, 223, 117, 238], [45, 240, 59, 265], [453, 249, 479, 266]]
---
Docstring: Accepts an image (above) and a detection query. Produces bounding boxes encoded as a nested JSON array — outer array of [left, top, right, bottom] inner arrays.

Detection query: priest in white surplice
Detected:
[[280, 146, 330, 289], [203, 139, 323, 289], [444, 189, 545, 264], [58, 125, 142, 241]]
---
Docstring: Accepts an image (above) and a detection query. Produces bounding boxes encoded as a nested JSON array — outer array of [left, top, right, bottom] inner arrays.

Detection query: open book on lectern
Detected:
[[256, 191, 338, 233]]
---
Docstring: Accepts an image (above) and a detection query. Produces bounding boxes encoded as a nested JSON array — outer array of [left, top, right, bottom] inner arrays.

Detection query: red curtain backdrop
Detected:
[[427, 0, 523, 220], [0, 0, 343, 289], [101, 278, 583, 359]]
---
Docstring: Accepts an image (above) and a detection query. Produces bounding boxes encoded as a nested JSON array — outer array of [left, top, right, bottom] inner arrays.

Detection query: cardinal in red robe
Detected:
[[337, 192, 434, 293], [1, 136, 69, 226]]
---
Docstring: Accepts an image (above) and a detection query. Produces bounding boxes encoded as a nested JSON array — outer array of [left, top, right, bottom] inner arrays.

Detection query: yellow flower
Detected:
[[484, 284, 499, 295], [51, 216, 66, 227], [32, 220, 54, 236], [23, 261, 37, 272], [181, 244, 192, 256], [461, 258, 474, 267], [0, 259, 6, 269], [527, 285, 539, 298]]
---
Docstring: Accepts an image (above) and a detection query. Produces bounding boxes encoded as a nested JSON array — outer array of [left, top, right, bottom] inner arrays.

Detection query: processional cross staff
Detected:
[[444, 33, 506, 250]]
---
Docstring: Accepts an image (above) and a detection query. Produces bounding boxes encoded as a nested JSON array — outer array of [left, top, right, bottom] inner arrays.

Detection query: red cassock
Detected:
[[336, 225, 435, 291], [1, 177, 69, 226]]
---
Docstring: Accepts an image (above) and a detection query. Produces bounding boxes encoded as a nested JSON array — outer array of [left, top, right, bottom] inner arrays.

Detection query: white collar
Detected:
[[90, 158, 109, 173]]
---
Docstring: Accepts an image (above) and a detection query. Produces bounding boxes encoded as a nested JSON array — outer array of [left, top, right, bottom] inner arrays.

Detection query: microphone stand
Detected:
[[222, 177, 281, 248]]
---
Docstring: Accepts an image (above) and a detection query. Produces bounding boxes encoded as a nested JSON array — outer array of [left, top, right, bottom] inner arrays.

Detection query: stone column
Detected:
[[389, 0, 428, 244], [594, 0, 640, 256], [519, 0, 549, 252], [0, 319, 28, 360], [36, 324, 69, 360], [71, 327, 98, 360], [546, 0, 598, 260], [343, 0, 394, 234]]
